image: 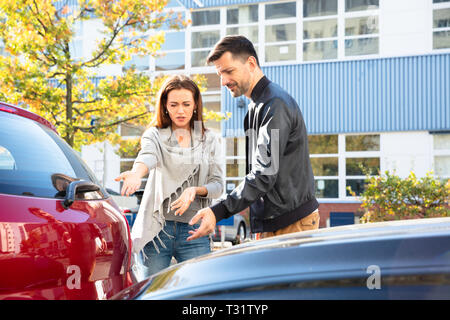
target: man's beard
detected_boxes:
[227,80,250,97]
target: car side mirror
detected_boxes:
[62,180,100,209]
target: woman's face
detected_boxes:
[166,88,196,131]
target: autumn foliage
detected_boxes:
[351,171,450,223]
[0,0,227,151]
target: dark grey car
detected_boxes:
[112,217,450,300]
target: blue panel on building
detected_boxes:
[222,53,450,136]
[329,212,355,227]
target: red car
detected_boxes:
[0,102,133,300]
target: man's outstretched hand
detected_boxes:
[187,207,217,241]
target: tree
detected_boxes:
[0,0,227,151]
[349,171,450,223]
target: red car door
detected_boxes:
[0,105,132,300]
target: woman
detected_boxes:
[115,75,223,278]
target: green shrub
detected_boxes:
[347,171,450,223]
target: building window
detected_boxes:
[433,0,450,50]
[124,54,150,71]
[264,1,297,63]
[345,134,380,151]
[191,51,210,68]
[226,137,246,159]
[190,9,221,68]
[227,4,259,45]
[265,1,297,20]
[198,72,222,133]
[433,133,450,179]
[345,134,380,196]
[266,23,297,42]
[309,134,380,199]
[185,0,381,65]
[155,31,186,71]
[225,137,246,194]
[201,73,221,92]
[155,51,185,71]
[345,0,379,12]
[303,0,338,17]
[122,35,151,71]
[191,30,220,67]
[227,4,258,24]
[309,135,339,198]
[223,133,381,200]
[226,158,246,178]
[204,100,222,132]
[344,0,379,57]
[303,0,338,61]
[265,23,297,62]
[192,30,220,49]
[304,18,338,39]
[191,10,220,26]
[227,25,259,44]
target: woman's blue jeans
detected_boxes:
[137,220,211,279]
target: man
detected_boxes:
[186,35,319,241]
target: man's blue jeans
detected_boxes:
[138,220,211,279]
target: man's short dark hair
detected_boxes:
[206,35,260,67]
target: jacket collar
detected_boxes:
[250,76,270,102]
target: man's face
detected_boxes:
[213,51,252,98]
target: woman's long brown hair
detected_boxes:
[154,74,206,136]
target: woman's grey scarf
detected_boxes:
[131,126,219,258]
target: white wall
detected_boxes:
[81,141,121,192]
[380,0,433,57]
[78,18,127,192]
[80,19,123,77]
[381,131,433,178]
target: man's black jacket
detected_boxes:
[211,76,319,233]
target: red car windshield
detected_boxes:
[0,111,105,199]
